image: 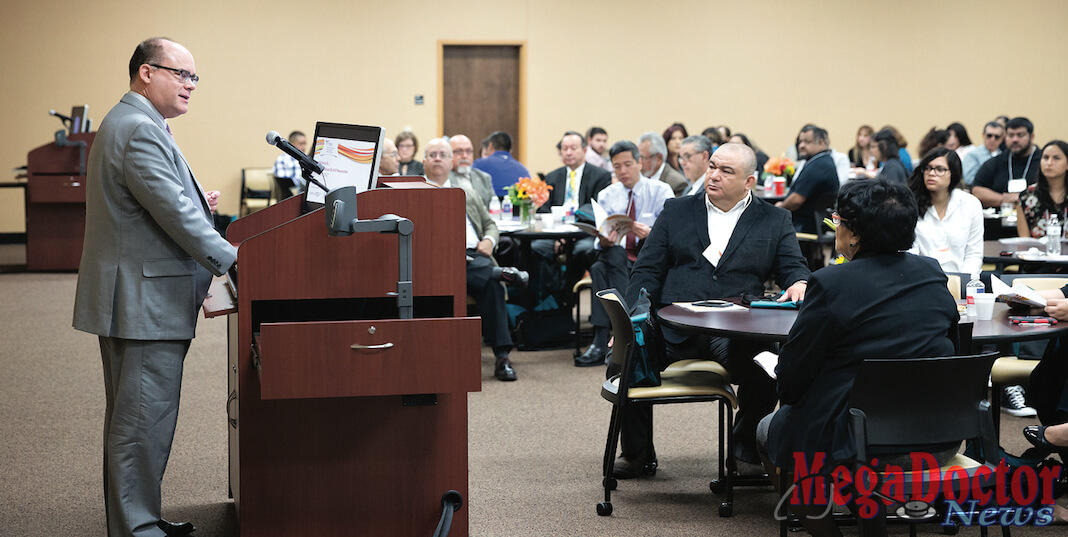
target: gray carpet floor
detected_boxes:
[0,244,1059,536]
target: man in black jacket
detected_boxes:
[616,143,810,477]
[533,131,613,309]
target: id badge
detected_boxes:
[1007,178,1027,193]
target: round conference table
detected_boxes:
[983,238,1068,273]
[657,300,1068,349]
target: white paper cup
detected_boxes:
[975,294,996,320]
[550,206,566,222]
[540,213,555,227]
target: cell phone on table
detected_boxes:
[692,299,733,308]
[1009,315,1057,324]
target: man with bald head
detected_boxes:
[378,138,399,176]
[74,37,236,537]
[423,138,526,381]
[448,134,494,208]
[616,143,810,478]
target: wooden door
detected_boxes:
[442,44,523,162]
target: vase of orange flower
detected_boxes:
[507,177,552,229]
[762,156,796,195]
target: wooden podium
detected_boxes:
[24,132,94,270]
[218,187,481,536]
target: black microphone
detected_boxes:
[266,130,324,174]
[50,109,72,122]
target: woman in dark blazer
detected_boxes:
[759,180,960,537]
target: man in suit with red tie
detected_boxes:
[575,140,674,367]
[615,143,809,478]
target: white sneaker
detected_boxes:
[1001,385,1037,417]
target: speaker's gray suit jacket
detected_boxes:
[74,92,237,340]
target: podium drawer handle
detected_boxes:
[351,342,394,350]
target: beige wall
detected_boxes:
[3,0,1067,232]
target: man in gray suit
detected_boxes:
[73,38,237,537]
[423,138,526,381]
[448,134,495,209]
[638,131,689,196]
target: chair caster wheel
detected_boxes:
[596,501,613,516]
[719,502,733,517]
[709,479,725,493]
[603,477,617,490]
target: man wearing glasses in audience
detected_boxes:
[638,132,689,197]
[74,37,236,537]
[962,121,1005,187]
[576,141,674,367]
[678,134,714,196]
[617,143,809,478]
[449,134,495,209]
[378,138,399,177]
[971,117,1040,208]
[423,138,528,381]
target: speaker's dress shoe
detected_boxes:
[158,519,196,536]
[612,449,658,479]
[494,357,517,381]
[499,267,529,288]
[575,344,607,367]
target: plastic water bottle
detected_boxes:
[500,196,512,221]
[489,196,501,220]
[966,273,985,317]
[1047,214,1062,255]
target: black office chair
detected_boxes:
[796,191,838,270]
[849,352,1008,537]
[595,289,738,517]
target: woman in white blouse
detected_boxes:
[907,147,984,275]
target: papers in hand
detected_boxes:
[574,213,634,243]
[753,351,779,379]
[989,274,1046,308]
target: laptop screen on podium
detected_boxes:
[303,122,384,212]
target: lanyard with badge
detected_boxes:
[1006,147,1034,194]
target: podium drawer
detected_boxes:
[255,317,481,400]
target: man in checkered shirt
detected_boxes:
[272,130,307,192]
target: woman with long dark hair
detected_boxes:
[907,148,984,275]
[946,122,974,159]
[662,123,687,173]
[1016,140,1068,239]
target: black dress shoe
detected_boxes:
[575,344,606,367]
[158,519,196,536]
[494,357,517,381]
[612,451,658,479]
[1024,425,1058,451]
[499,267,529,288]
